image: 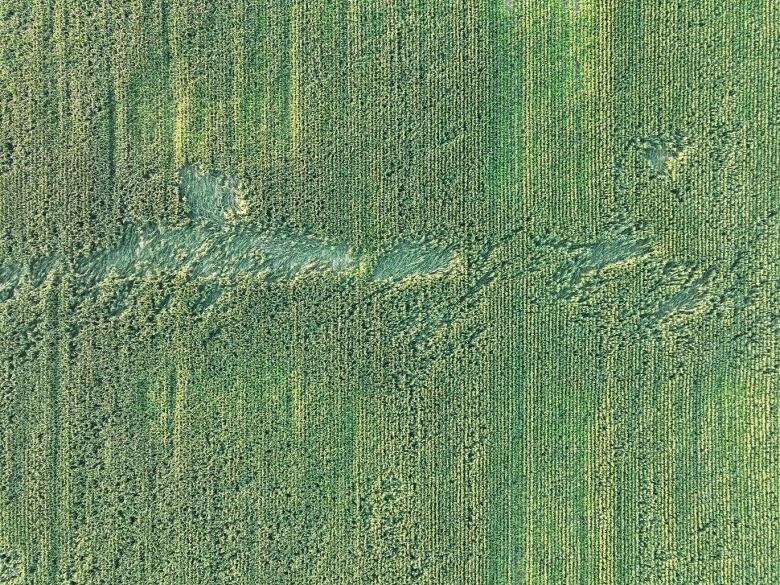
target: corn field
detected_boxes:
[0,1,778,583]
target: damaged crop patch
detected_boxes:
[0,167,465,319]
[639,133,690,178]
[549,220,653,300]
[370,241,461,282]
[0,545,20,584]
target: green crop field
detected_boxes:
[0,1,778,583]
